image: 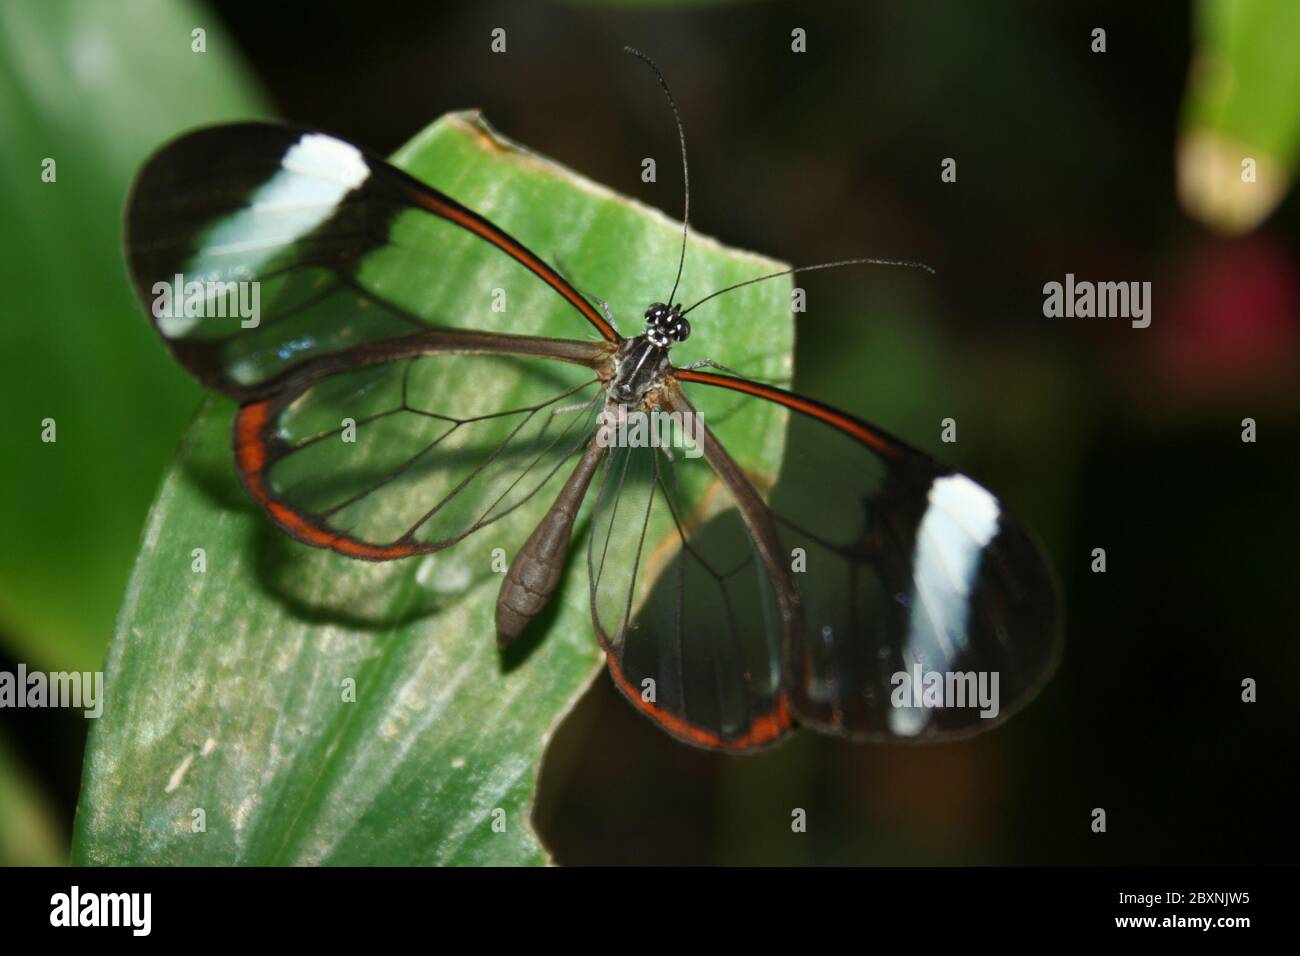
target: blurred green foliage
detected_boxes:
[0,0,265,866]
[0,0,264,674]
[1179,0,1300,232]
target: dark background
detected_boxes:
[4,0,1297,864]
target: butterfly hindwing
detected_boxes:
[586,381,795,751]
[234,349,607,558]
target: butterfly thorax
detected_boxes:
[608,302,690,405]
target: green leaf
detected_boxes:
[0,0,265,672]
[74,112,791,865]
[1178,0,1300,233]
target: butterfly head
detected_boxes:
[643,302,690,348]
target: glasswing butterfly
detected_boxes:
[123,48,1060,752]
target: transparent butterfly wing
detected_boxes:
[676,370,1062,742]
[586,398,795,751]
[236,352,606,558]
[124,122,618,401]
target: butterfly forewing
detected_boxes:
[125,122,617,401]
[678,370,1061,741]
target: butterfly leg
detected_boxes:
[551,399,598,416]
[678,357,741,374]
[678,358,792,387]
[553,254,621,336]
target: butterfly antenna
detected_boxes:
[681,257,936,316]
[625,46,690,307]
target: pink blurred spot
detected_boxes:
[1162,239,1298,389]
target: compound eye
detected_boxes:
[644,302,668,326]
[668,316,691,341]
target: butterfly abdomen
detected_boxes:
[495,437,606,645]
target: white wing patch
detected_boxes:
[164,134,372,337]
[889,472,1002,737]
